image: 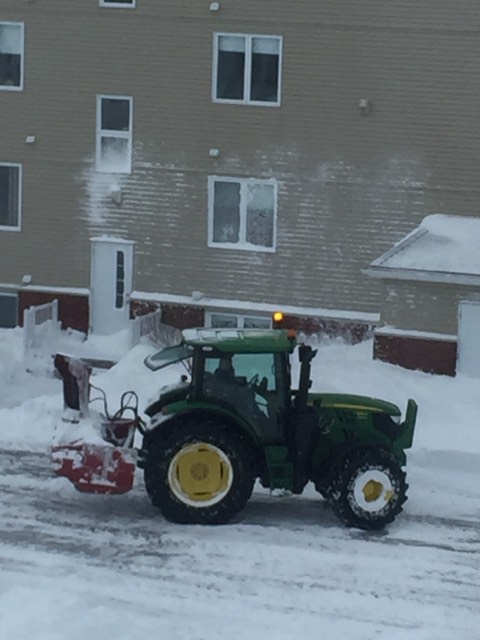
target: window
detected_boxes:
[0,22,24,90]
[213,33,282,106]
[208,176,277,251]
[206,312,271,329]
[205,352,276,389]
[115,251,125,308]
[0,293,18,328]
[100,0,135,7]
[0,164,21,230]
[96,95,133,173]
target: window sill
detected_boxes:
[208,242,276,254]
[95,166,132,175]
[0,226,21,232]
[212,98,281,108]
[99,2,136,8]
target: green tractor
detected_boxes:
[140,321,417,531]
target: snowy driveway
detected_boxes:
[1,447,479,640]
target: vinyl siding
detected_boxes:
[1,1,480,314]
[379,280,480,335]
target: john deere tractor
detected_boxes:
[140,321,417,530]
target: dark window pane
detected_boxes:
[217,51,245,100]
[210,314,238,328]
[213,181,241,243]
[244,316,271,329]
[251,53,279,102]
[246,183,274,247]
[115,251,125,309]
[0,166,19,227]
[0,294,17,328]
[250,37,280,102]
[216,36,245,100]
[101,99,130,131]
[104,0,134,3]
[0,53,20,87]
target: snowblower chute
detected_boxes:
[52,354,144,494]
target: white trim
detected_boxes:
[364,265,480,287]
[457,300,480,376]
[208,175,277,252]
[99,0,136,8]
[95,95,133,174]
[131,290,380,323]
[90,235,135,245]
[0,162,22,231]
[0,22,24,92]
[212,33,282,107]
[19,285,90,295]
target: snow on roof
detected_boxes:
[369,214,480,278]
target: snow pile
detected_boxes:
[376,213,480,275]
[0,328,479,455]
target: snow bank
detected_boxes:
[0,329,479,456]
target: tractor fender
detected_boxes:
[311,438,406,492]
[142,405,262,452]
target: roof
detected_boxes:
[181,328,297,353]
[366,214,480,285]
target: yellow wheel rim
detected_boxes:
[168,442,233,507]
[362,479,384,503]
[352,469,394,514]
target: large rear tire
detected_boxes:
[328,448,407,531]
[144,420,255,524]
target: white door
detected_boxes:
[90,236,134,335]
[457,301,480,377]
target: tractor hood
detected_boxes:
[144,379,190,417]
[308,392,401,417]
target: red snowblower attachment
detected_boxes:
[51,354,144,494]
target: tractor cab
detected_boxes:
[144,326,298,444]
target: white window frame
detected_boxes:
[206,311,272,329]
[212,33,283,107]
[96,94,133,174]
[0,22,24,92]
[208,176,277,252]
[99,0,136,8]
[0,162,22,232]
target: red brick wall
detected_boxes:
[19,291,89,333]
[374,333,457,376]
[131,300,204,329]
[283,314,374,344]
[131,300,372,340]
[160,304,204,329]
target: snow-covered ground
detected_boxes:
[1,328,479,639]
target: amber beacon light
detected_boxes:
[272,311,284,328]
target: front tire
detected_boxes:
[144,420,255,524]
[328,448,407,530]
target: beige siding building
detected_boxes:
[1,1,480,363]
[367,215,480,376]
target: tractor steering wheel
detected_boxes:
[249,374,269,395]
